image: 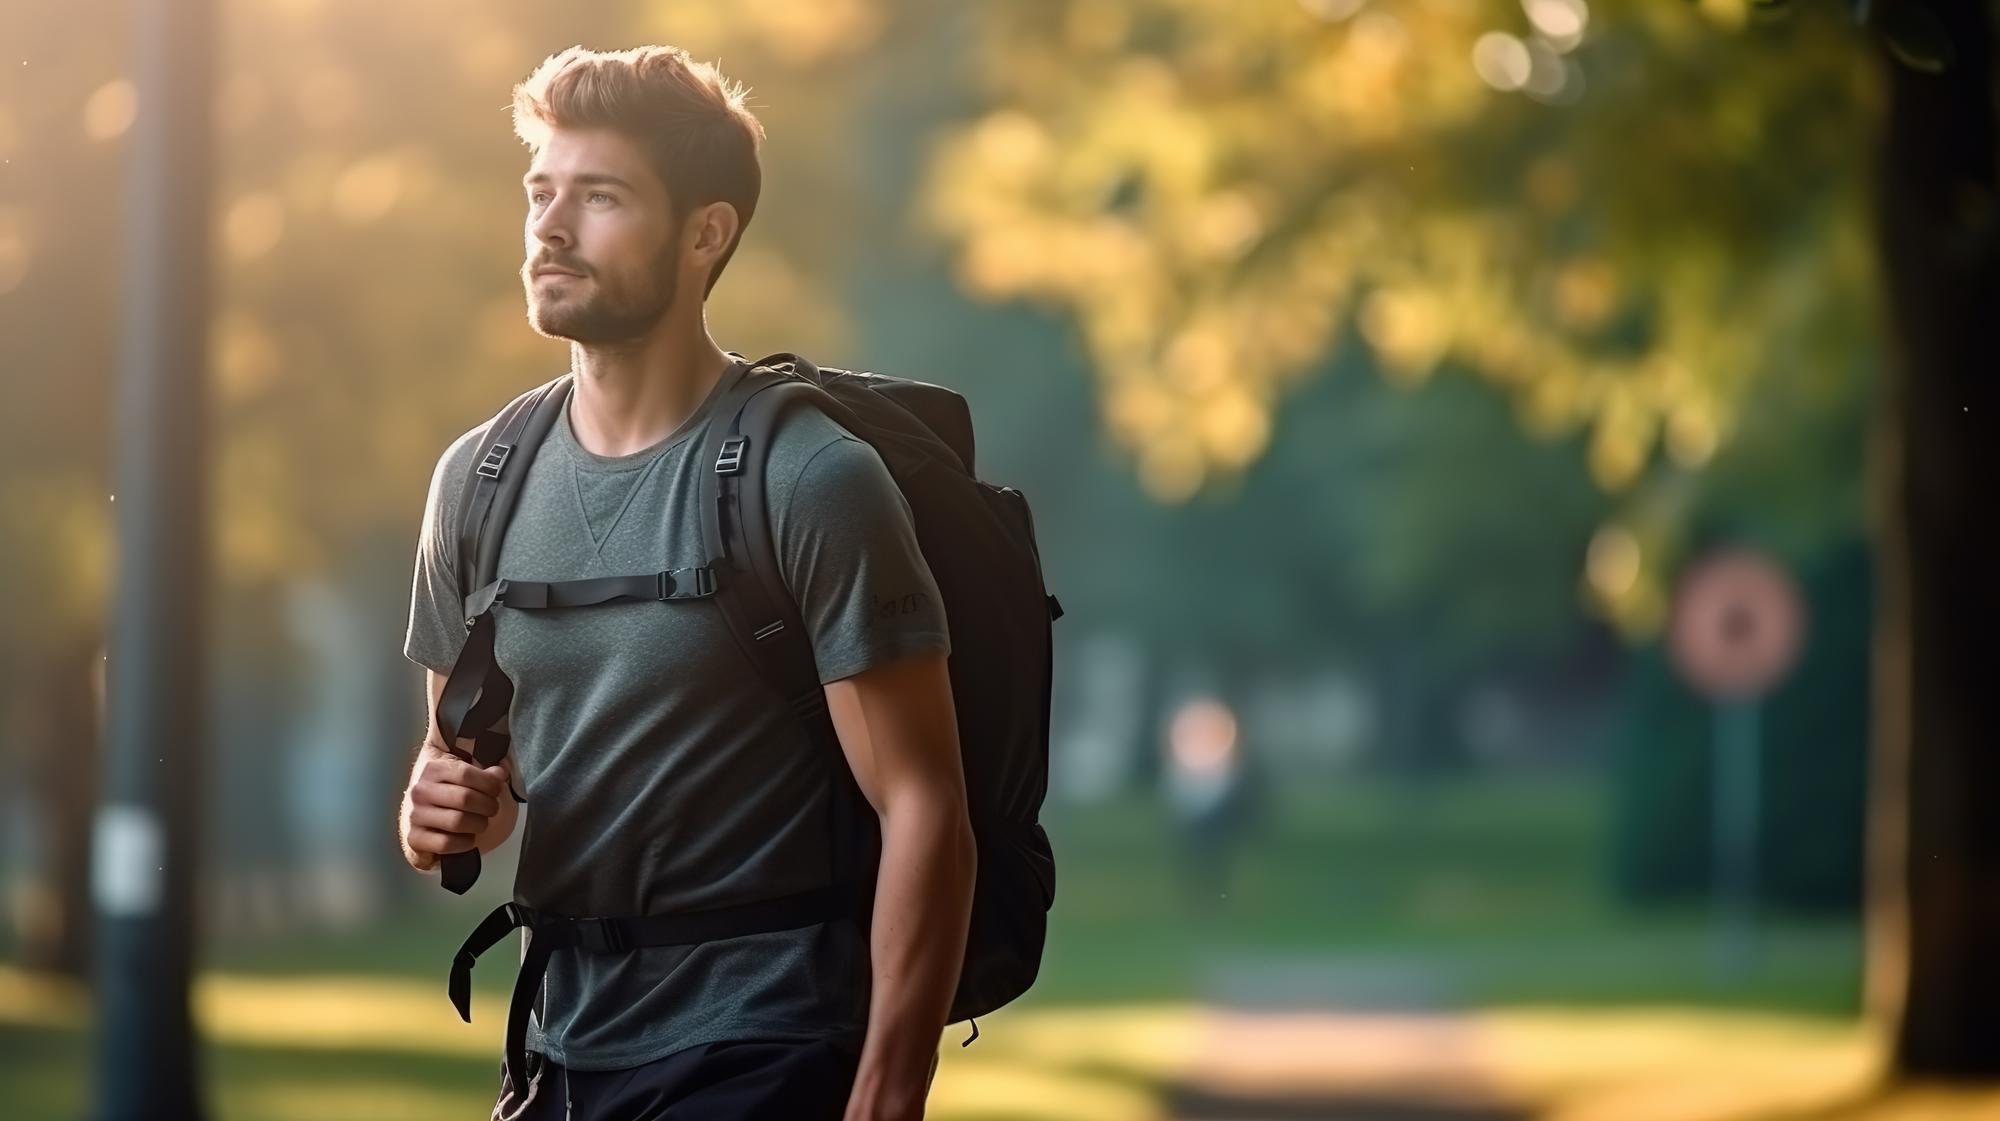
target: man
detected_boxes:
[397,45,976,1121]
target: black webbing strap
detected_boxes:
[694,357,880,913]
[437,376,574,896]
[694,364,784,650]
[433,618,510,896]
[456,378,569,617]
[695,364,838,728]
[461,567,720,619]
[452,885,861,1097]
[436,614,500,750]
[435,610,517,896]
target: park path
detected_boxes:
[1164,954,1529,1121]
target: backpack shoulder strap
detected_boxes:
[697,363,837,725]
[699,359,884,903]
[434,374,570,896]
[454,374,574,602]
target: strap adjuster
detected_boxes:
[656,571,677,599]
[577,917,628,953]
[476,443,513,480]
[715,436,747,475]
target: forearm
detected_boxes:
[846,799,977,1121]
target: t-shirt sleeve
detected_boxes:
[403,427,484,675]
[772,434,951,684]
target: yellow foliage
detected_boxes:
[923,0,1877,521]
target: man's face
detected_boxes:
[520,127,683,343]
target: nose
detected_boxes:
[528,197,572,251]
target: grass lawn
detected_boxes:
[6,772,1967,1121]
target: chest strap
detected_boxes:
[451,884,862,1098]
[461,566,721,620]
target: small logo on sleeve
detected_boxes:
[873,591,933,618]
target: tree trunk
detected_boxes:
[1867,0,2000,1077]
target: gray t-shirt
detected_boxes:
[404,359,951,1070]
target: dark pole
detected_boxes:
[90,0,214,1111]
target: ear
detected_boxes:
[687,202,741,271]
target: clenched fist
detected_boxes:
[400,745,518,872]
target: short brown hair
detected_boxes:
[512,45,765,296]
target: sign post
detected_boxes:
[1665,547,1806,983]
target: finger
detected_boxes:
[451,760,508,799]
[407,826,477,855]
[410,778,473,810]
[422,755,507,800]
[421,783,499,818]
[410,804,489,836]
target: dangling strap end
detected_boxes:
[448,902,531,1020]
[448,958,474,1023]
[438,851,481,895]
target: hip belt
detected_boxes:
[451,884,862,1097]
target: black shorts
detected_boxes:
[492,1030,870,1121]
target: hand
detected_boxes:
[401,746,512,872]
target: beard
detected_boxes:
[523,230,682,344]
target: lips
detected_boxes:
[533,267,584,280]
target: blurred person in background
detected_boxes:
[1163,697,1264,912]
[395,44,973,1121]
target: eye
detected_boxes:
[588,192,613,204]
[528,191,551,206]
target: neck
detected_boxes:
[566,304,733,458]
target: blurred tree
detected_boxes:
[1863,0,1998,1079]
[922,0,1878,636]
[915,0,1991,1080]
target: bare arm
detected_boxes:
[398,668,519,873]
[829,652,976,1121]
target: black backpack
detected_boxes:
[434,354,1060,1094]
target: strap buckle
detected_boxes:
[659,567,717,599]
[715,435,747,475]
[476,443,513,480]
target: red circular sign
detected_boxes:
[1666,547,1807,701]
